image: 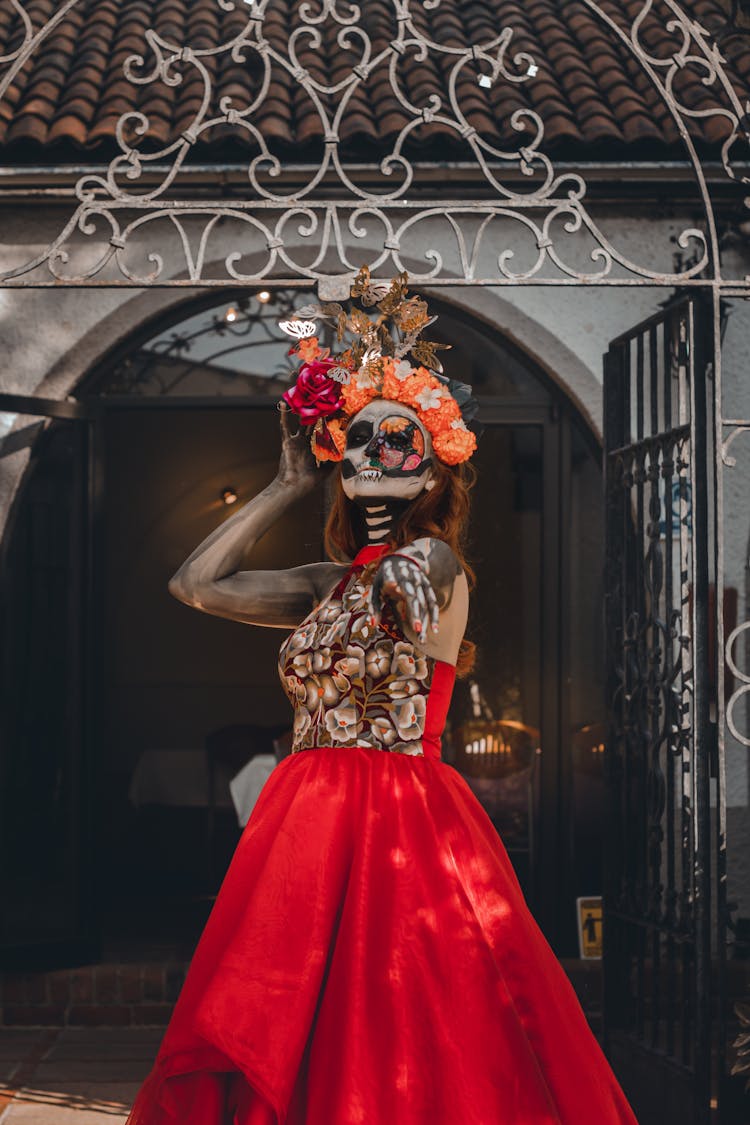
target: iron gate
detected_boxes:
[603,295,718,1124]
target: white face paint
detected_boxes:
[341,400,434,504]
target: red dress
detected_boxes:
[126,543,639,1125]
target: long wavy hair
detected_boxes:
[324,459,477,676]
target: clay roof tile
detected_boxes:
[0,0,744,159]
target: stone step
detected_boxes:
[0,963,188,1027]
[1,958,603,1029]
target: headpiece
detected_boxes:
[279,268,479,466]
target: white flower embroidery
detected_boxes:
[394,360,413,381]
[285,675,307,704]
[390,641,428,679]
[390,677,420,700]
[393,695,426,741]
[334,644,366,680]
[350,616,376,645]
[342,583,369,613]
[397,742,425,756]
[291,652,313,678]
[325,704,359,742]
[365,640,393,679]
[370,716,398,746]
[318,616,349,647]
[303,674,342,710]
[285,621,318,657]
[293,707,312,741]
[414,387,445,412]
[312,647,332,673]
[450,417,468,431]
[316,602,342,624]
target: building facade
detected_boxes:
[0,1,749,1121]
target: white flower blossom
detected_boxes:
[415,387,445,412]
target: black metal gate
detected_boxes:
[602,295,717,1125]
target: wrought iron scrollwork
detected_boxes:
[0,0,746,286]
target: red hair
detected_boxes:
[324,460,477,676]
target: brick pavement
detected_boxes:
[0,1028,160,1124]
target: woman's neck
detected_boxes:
[355,500,408,547]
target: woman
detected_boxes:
[126,272,639,1125]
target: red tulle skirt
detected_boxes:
[126,746,638,1125]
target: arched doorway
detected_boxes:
[0,288,604,964]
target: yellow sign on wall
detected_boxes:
[576,896,603,959]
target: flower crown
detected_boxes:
[279,268,479,466]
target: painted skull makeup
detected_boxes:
[341,401,434,504]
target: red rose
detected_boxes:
[282,359,344,424]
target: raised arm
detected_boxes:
[168,405,346,629]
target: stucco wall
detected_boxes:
[0,206,705,530]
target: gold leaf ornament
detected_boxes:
[350,265,371,298]
[412,339,451,370]
[396,297,432,332]
[347,306,374,335]
[377,272,409,315]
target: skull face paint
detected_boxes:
[341,401,434,504]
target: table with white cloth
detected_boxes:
[228,753,277,827]
[128,748,278,827]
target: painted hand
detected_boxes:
[277,401,322,489]
[369,555,440,640]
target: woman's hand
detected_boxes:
[369,555,440,640]
[276,401,321,491]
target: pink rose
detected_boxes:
[282,359,344,424]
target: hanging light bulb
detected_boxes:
[224,306,238,323]
[221,487,238,505]
[256,290,271,304]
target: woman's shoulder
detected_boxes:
[391,538,463,582]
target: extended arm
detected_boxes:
[369,538,467,662]
[168,405,346,628]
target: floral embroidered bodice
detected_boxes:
[278,544,456,759]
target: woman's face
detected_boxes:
[340,400,434,504]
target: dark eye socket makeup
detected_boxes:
[384,429,414,450]
[345,420,373,449]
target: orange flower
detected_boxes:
[327,416,348,455]
[383,368,435,410]
[420,394,461,430]
[381,416,411,434]
[297,336,322,362]
[341,379,377,416]
[311,416,348,463]
[433,425,477,464]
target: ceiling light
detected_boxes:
[221,486,238,504]
[224,306,238,323]
[256,290,271,303]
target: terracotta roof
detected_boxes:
[0,0,747,159]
